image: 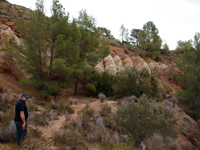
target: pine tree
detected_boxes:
[73,9,110,96]
[6,0,49,97]
[175,32,200,119]
[138,21,162,60]
[47,0,80,99]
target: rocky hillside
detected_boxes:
[0,12,181,91]
[0,2,200,150]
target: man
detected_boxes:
[14,93,30,145]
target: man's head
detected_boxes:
[21,93,30,102]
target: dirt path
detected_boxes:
[33,99,118,139]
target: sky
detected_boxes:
[8,0,200,50]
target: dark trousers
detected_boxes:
[14,121,27,145]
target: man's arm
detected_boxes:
[20,111,25,129]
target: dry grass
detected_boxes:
[53,129,85,149]
[0,1,30,18]
[10,128,49,150]
[99,103,111,117]
[47,99,74,115]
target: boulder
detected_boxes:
[131,54,151,73]
[146,58,168,72]
[0,24,21,51]
[113,55,124,72]
[104,55,117,75]
[122,55,134,69]
[95,61,104,73]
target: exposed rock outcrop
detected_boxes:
[113,55,124,72]
[94,61,104,73]
[130,53,151,73]
[0,23,21,51]
[172,104,200,150]
[122,54,134,69]
[104,55,117,75]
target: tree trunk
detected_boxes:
[73,77,79,96]
[39,50,45,91]
[49,47,54,81]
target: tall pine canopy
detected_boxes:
[175,32,200,119]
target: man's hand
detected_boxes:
[20,111,25,130]
[22,121,25,130]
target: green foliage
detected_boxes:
[112,143,126,150]
[161,43,170,55]
[98,27,114,39]
[113,95,177,145]
[84,72,114,97]
[112,67,159,98]
[6,0,51,98]
[161,83,173,98]
[130,29,142,46]
[174,32,200,120]
[119,24,129,43]
[137,21,162,60]
[70,9,110,95]
[175,40,194,54]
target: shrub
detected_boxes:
[53,129,85,148]
[0,121,15,143]
[112,67,159,98]
[0,109,15,127]
[113,94,177,145]
[84,72,114,97]
[35,100,45,106]
[82,107,95,117]
[10,131,48,150]
[121,95,137,106]
[166,138,182,150]
[109,39,120,47]
[170,96,179,107]
[96,117,106,135]
[98,93,106,103]
[68,97,74,105]
[74,98,78,105]
[29,127,42,138]
[99,103,111,117]
[31,111,49,126]
[161,83,173,98]
[27,103,38,112]
[85,100,90,107]
[144,133,165,150]
[48,100,74,115]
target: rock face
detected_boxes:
[0,55,10,73]
[113,55,124,72]
[0,24,21,51]
[171,104,200,150]
[95,61,104,73]
[104,55,117,75]
[95,53,156,75]
[122,55,134,69]
[130,53,151,73]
